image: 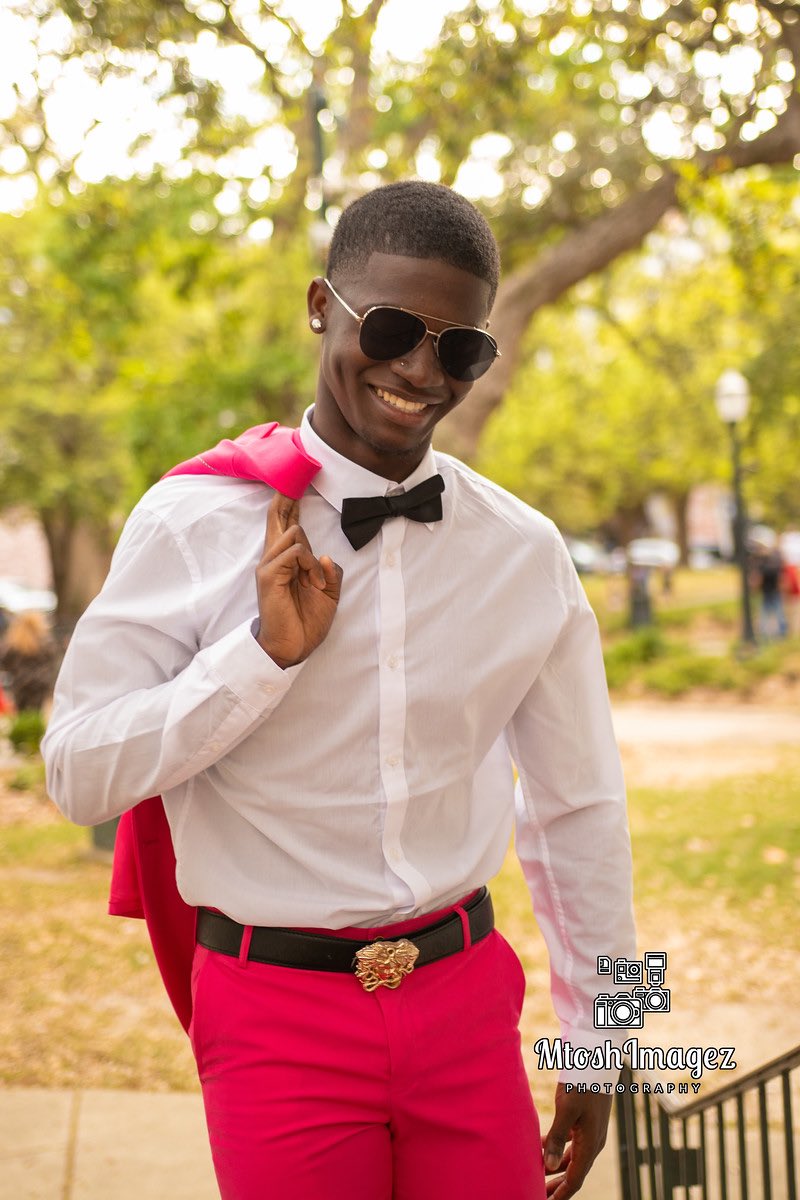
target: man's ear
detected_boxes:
[307,277,328,332]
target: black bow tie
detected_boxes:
[340,474,445,550]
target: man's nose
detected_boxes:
[391,334,445,388]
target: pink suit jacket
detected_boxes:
[107,422,321,1031]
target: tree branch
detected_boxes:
[260,2,309,58]
[334,0,391,170]
[209,17,277,99]
[441,88,800,461]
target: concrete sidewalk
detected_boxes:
[0,1086,621,1199]
[0,1088,217,1200]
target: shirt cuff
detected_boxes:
[203,617,304,712]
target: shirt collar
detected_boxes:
[298,406,440,523]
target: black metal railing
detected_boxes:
[616,1044,800,1200]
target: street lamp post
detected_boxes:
[714,370,756,647]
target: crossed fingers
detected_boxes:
[263,493,326,588]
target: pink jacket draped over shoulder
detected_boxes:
[108,422,321,1031]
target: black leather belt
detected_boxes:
[196,887,493,986]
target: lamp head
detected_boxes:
[715,370,750,424]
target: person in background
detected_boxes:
[781,546,800,639]
[751,538,787,641]
[0,610,59,714]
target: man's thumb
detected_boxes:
[543,1121,567,1172]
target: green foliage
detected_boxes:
[694,171,800,526]
[737,643,784,681]
[0,177,319,617]
[1,4,799,624]
[641,653,740,696]
[5,0,798,271]
[119,227,317,494]
[8,711,47,756]
[603,628,669,688]
[477,249,749,532]
[478,172,800,534]
[604,629,798,697]
[8,761,47,792]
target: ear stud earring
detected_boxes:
[311,318,323,332]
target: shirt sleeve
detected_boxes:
[505,527,636,1085]
[42,503,303,827]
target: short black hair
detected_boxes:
[327,181,500,306]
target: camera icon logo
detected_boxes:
[593,992,644,1029]
[644,951,668,986]
[595,951,670,1027]
[632,985,671,1013]
[613,958,643,985]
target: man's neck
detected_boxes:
[308,407,430,484]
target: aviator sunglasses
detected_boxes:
[322,277,500,383]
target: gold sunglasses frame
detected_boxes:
[322,277,500,376]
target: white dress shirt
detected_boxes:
[43,405,635,1057]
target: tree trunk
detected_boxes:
[41,510,114,637]
[604,504,649,549]
[673,490,691,566]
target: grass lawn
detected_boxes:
[578,565,800,696]
[2,750,798,1092]
[582,566,740,637]
[0,805,199,1091]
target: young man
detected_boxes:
[43,181,635,1200]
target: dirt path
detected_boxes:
[608,699,799,1081]
[612,700,798,787]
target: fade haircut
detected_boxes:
[326,181,500,306]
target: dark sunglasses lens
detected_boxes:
[360,307,426,361]
[437,328,498,381]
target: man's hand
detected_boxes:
[255,492,343,668]
[542,1085,612,1198]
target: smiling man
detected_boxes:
[308,251,494,479]
[43,181,635,1200]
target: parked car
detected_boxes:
[626,538,680,569]
[0,579,57,614]
[565,538,611,575]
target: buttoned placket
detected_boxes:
[376,509,433,910]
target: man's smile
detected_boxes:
[368,383,438,421]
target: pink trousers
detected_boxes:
[189,900,546,1200]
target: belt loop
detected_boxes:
[454,904,471,951]
[238,924,254,968]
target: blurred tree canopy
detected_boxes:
[705,170,800,524]
[0,177,315,623]
[478,167,800,539]
[5,0,799,452]
[1,0,800,617]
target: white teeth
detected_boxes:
[375,387,427,414]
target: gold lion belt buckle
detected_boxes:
[353,938,420,991]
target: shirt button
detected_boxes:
[385,552,396,567]
[387,655,399,669]
[209,741,222,753]
[386,755,399,768]
[387,847,402,865]
[260,682,277,694]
